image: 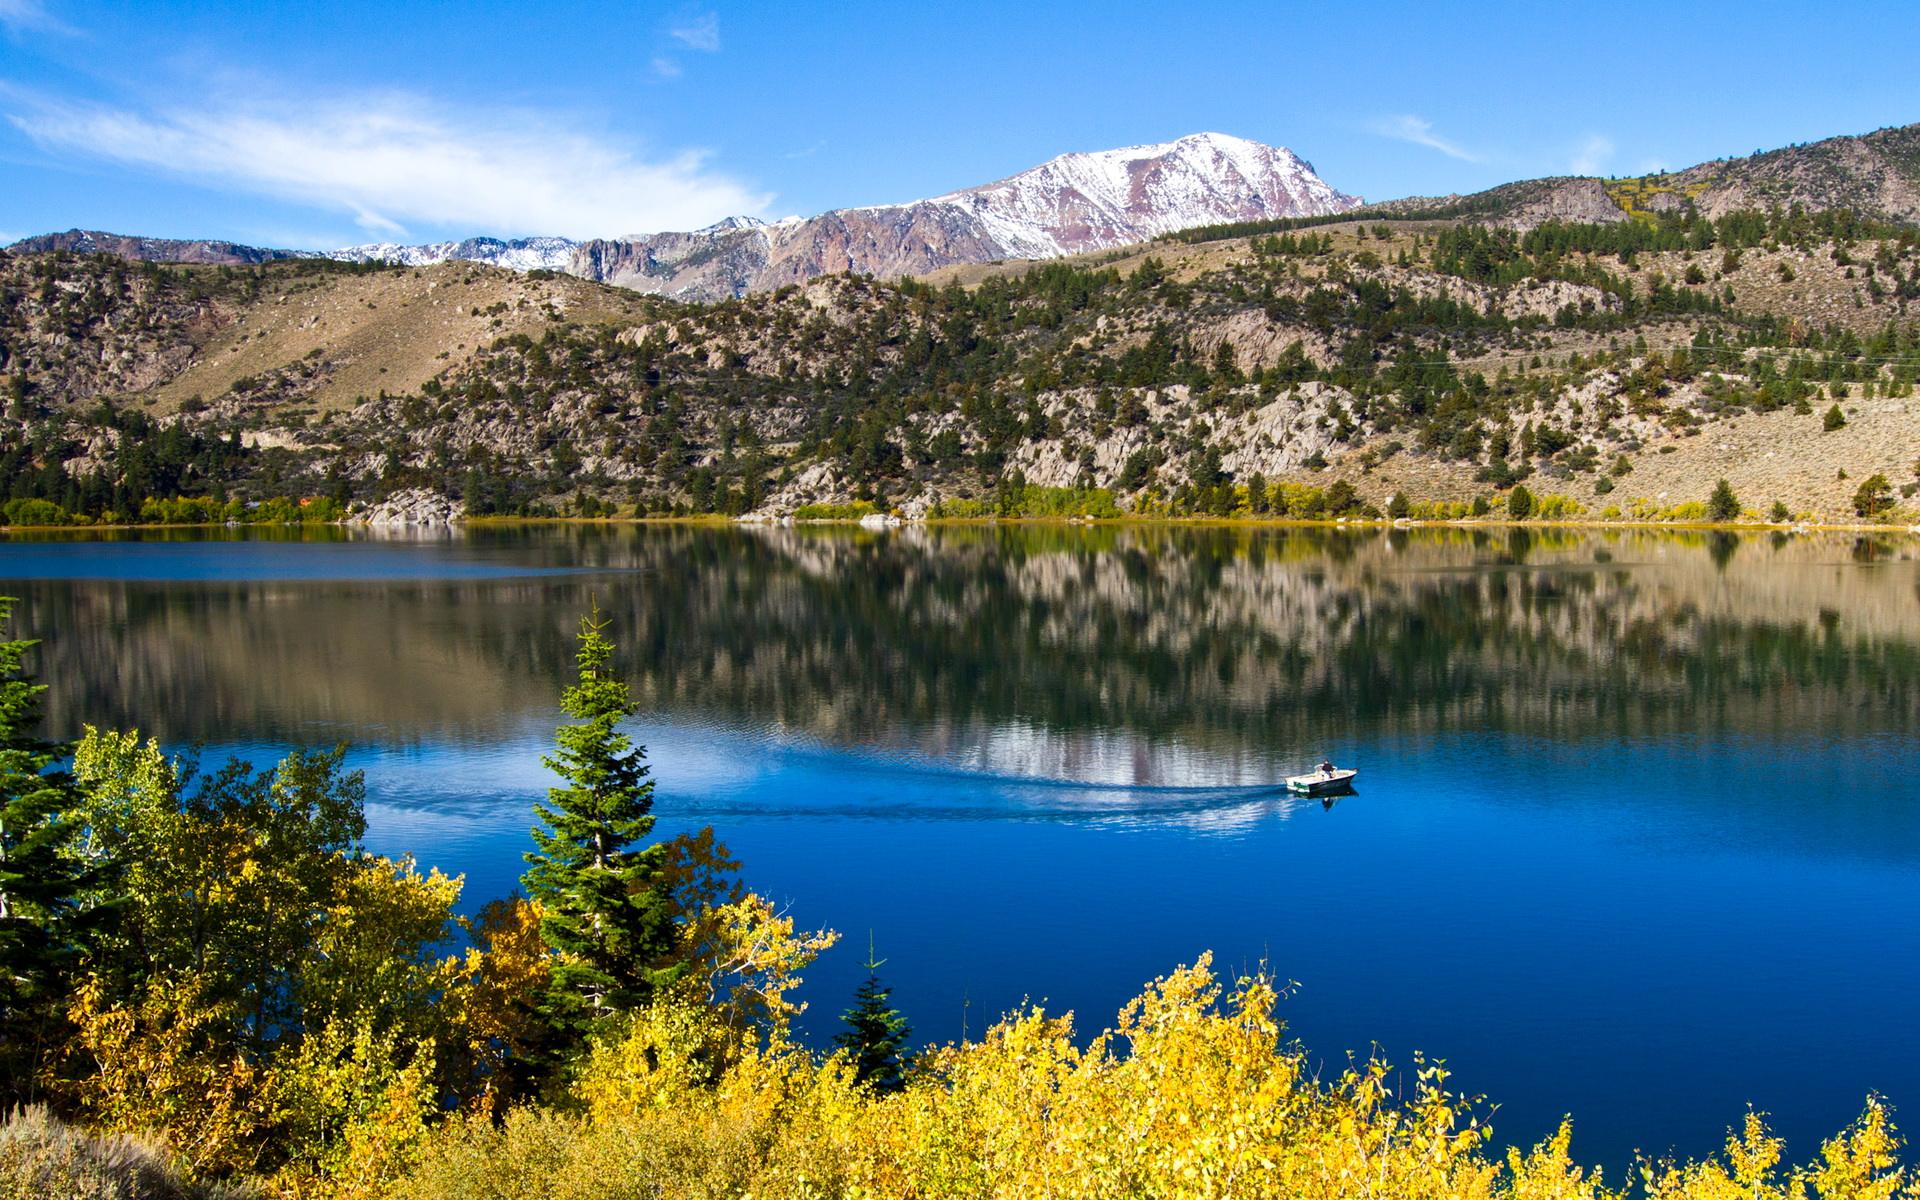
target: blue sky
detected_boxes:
[2,0,1914,249]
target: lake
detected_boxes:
[8,521,1920,1169]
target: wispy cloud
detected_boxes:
[6,89,771,239]
[0,0,76,35]
[650,11,719,82]
[668,11,720,52]
[1367,114,1483,163]
[1570,135,1614,176]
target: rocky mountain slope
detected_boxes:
[1307,123,1920,234]
[352,133,1363,298]
[5,185,1920,526]
[11,133,1359,300]
[554,133,1361,299]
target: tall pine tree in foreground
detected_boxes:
[0,598,94,1099]
[524,606,677,1032]
[836,935,911,1093]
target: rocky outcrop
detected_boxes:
[1501,179,1629,230]
[358,488,461,527]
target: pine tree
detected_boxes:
[1853,473,1893,519]
[836,935,911,1093]
[1707,478,1741,521]
[0,598,92,1099]
[524,606,677,1030]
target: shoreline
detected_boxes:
[2,513,1917,536]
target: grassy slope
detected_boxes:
[140,263,659,416]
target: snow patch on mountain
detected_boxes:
[326,133,1357,282]
[327,236,578,272]
[925,132,1363,257]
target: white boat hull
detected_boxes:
[1285,768,1358,795]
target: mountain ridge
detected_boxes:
[8,132,1360,299]
[22,123,1920,297]
[1343,122,1920,231]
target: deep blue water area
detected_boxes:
[9,522,1920,1170]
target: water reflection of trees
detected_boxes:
[13,525,1920,748]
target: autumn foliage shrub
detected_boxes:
[397,954,1917,1200]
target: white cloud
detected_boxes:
[1570,135,1614,176]
[6,90,772,240]
[1367,114,1483,163]
[0,0,75,34]
[651,55,683,79]
[668,12,720,52]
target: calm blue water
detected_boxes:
[8,523,1920,1169]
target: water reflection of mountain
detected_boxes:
[12,524,1920,753]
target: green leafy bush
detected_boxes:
[792,500,879,520]
[1,498,73,527]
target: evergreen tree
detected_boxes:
[836,936,911,1093]
[1853,473,1893,519]
[1506,485,1535,520]
[0,598,93,1099]
[524,606,677,1030]
[1707,478,1741,521]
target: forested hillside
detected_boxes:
[5,200,1920,525]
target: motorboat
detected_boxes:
[1285,762,1358,795]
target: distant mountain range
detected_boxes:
[15,122,1920,300]
[7,133,1361,300]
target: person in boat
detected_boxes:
[1319,758,1335,775]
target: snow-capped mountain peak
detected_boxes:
[17,133,1361,300]
[925,131,1362,259]
[326,133,1359,294]
[697,215,769,234]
